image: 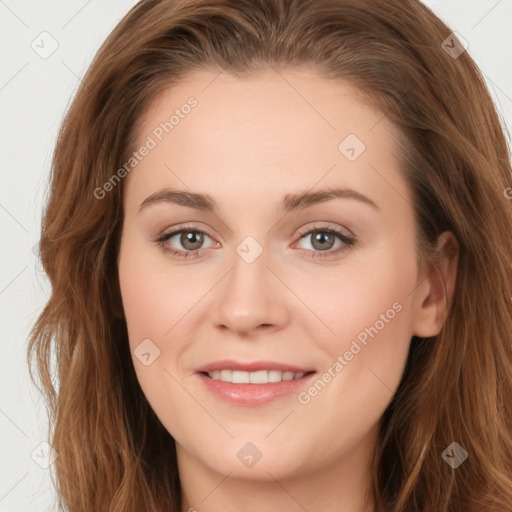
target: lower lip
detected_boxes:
[196,372,317,407]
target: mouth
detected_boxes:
[200,369,315,384]
[194,360,317,407]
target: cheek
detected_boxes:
[117,236,190,430]
[298,236,416,353]
[117,231,210,404]
[118,231,200,343]
[299,241,417,421]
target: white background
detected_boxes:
[1,1,511,510]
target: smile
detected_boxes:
[196,371,317,407]
[204,369,309,383]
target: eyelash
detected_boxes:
[154,223,356,259]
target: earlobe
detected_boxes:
[412,231,459,338]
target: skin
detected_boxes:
[117,67,459,512]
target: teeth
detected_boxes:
[207,370,305,383]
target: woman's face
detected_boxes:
[117,68,437,484]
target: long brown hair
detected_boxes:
[27,0,512,510]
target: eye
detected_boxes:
[154,223,356,259]
[155,224,217,259]
[294,224,356,258]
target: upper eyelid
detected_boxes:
[160,222,351,240]
[296,222,353,237]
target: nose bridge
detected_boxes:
[214,234,288,333]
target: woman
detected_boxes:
[28,0,512,510]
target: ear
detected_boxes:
[411,231,459,338]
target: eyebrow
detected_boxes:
[138,187,380,214]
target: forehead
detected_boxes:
[125,68,409,214]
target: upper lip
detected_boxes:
[195,359,315,373]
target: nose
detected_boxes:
[212,248,290,337]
